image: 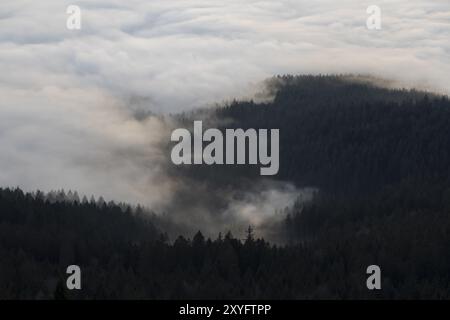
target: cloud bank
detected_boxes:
[0,0,449,235]
[1,0,449,112]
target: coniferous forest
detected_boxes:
[2,75,450,299]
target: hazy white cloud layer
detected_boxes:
[0,0,449,215]
[1,0,449,112]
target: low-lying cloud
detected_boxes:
[0,0,449,236]
[1,0,449,112]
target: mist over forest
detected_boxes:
[2,75,450,299]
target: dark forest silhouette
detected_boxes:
[2,75,450,299]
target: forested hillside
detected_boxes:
[204,75,450,193]
[2,75,450,299]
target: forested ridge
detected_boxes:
[213,75,450,193]
[2,75,450,299]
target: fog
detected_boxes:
[1,0,449,238]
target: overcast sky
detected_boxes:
[0,0,449,206]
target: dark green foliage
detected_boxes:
[0,186,384,299]
[214,75,450,194]
[2,75,450,299]
[0,187,159,299]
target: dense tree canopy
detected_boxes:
[2,76,450,299]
